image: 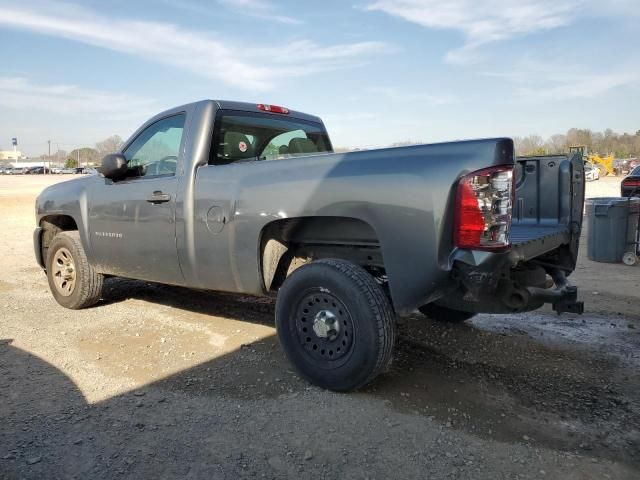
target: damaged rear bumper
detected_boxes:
[437,248,584,315]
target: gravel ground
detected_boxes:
[1,175,639,479]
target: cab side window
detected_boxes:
[124,114,185,177]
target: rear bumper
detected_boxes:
[33,227,45,270]
[437,247,583,315]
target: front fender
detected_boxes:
[35,176,94,263]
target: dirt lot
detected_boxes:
[1,175,639,479]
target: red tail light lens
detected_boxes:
[623,179,640,187]
[257,104,289,114]
[454,165,514,251]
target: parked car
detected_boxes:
[24,167,51,174]
[10,167,26,174]
[584,162,600,181]
[621,165,640,197]
[82,167,99,175]
[59,168,75,174]
[50,167,62,174]
[34,100,586,391]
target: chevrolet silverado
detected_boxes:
[34,100,585,391]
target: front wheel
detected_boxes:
[418,303,477,323]
[275,259,395,392]
[46,231,104,309]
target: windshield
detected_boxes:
[631,166,640,176]
[210,110,332,165]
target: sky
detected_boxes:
[0,0,638,156]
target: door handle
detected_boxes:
[146,191,171,204]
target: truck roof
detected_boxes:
[214,100,323,124]
[153,99,324,125]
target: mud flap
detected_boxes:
[33,227,45,270]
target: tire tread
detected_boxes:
[313,259,396,390]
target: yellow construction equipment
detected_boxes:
[569,145,616,176]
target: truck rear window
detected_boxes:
[210,111,332,165]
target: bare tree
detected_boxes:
[95,135,124,156]
[545,134,567,154]
[514,135,545,156]
[513,128,640,159]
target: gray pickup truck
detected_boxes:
[34,100,585,391]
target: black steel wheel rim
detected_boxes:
[292,288,355,367]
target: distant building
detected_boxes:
[0,150,23,161]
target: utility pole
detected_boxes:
[48,140,51,174]
[77,149,80,169]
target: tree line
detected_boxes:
[30,135,124,168]
[64,135,124,168]
[34,128,640,167]
[338,129,640,159]
[514,128,640,158]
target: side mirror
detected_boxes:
[101,153,128,180]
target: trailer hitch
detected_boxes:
[551,286,584,314]
[526,270,584,315]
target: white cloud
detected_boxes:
[366,86,456,105]
[515,72,640,101]
[0,77,157,118]
[217,0,303,24]
[484,60,640,100]
[363,0,604,64]
[162,0,303,25]
[0,2,389,90]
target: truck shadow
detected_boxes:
[3,281,637,478]
[100,277,640,466]
[101,276,276,326]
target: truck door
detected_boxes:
[88,114,186,285]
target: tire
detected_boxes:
[275,259,395,392]
[418,303,476,323]
[46,231,104,309]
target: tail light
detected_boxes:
[257,104,289,114]
[622,178,640,188]
[454,165,514,251]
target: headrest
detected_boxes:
[224,132,254,158]
[288,138,317,154]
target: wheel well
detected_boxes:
[259,216,385,292]
[40,215,78,263]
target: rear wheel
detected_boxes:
[46,231,104,309]
[275,259,395,391]
[418,303,476,323]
